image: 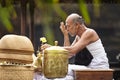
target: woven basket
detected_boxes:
[0,65,34,80]
[0,34,34,64]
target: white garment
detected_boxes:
[33,64,88,80]
[86,39,109,69]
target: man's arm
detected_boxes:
[60,22,71,46]
[64,29,99,55]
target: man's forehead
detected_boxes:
[65,18,72,24]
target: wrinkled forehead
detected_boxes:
[65,17,73,25]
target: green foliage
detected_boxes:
[0,0,17,32]
[93,0,101,17]
[78,0,91,25]
[53,4,67,20]
[0,5,13,32]
[0,0,102,44]
[35,0,67,44]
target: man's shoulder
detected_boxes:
[87,28,96,33]
[85,28,96,36]
[83,28,99,41]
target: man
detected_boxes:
[35,13,110,80]
[60,13,109,69]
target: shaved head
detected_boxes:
[66,13,84,24]
[67,13,82,20]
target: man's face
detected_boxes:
[65,19,77,37]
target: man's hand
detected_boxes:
[41,44,51,51]
[68,53,75,58]
[60,22,68,35]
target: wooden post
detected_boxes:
[29,0,35,46]
[20,0,27,35]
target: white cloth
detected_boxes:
[86,39,109,69]
[33,64,89,80]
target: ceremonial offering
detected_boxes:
[0,34,34,64]
[0,64,34,80]
[0,34,34,80]
[43,46,69,79]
